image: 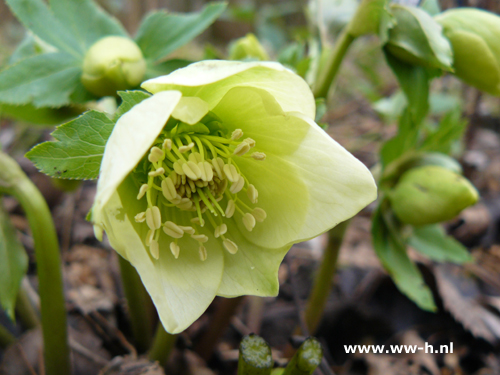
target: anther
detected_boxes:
[162,138,172,151]
[163,221,184,238]
[173,160,185,175]
[179,142,195,153]
[191,234,209,243]
[223,239,238,254]
[189,152,202,163]
[177,198,193,210]
[214,224,227,238]
[225,200,236,218]
[230,175,245,194]
[231,129,243,140]
[247,184,258,203]
[203,162,214,181]
[223,164,239,182]
[199,245,207,261]
[252,207,267,222]
[134,212,146,223]
[146,206,162,230]
[182,161,202,180]
[212,158,225,179]
[149,240,160,259]
[191,217,205,226]
[233,142,251,156]
[137,184,149,199]
[148,167,165,177]
[179,226,195,235]
[251,152,266,161]
[161,178,177,201]
[243,138,256,147]
[148,146,164,163]
[242,213,256,232]
[146,230,154,246]
[170,242,180,259]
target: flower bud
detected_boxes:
[82,36,146,97]
[389,165,478,226]
[435,9,500,96]
[229,34,269,61]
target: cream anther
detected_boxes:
[163,221,184,238]
[189,152,202,163]
[247,184,258,203]
[231,129,243,140]
[146,206,162,230]
[148,146,164,163]
[225,200,236,218]
[137,184,149,200]
[148,167,165,177]
[252,207,267,222]
[191,234,209,243]
[198,245,207,261]
[230,175,245,194]
[179,142,195,153]
[251,152,266,161]
[170,242,180,259]
[173,160,185,175]
[190,217,201,225]
[212,158,225,179]
[203,162,213,181]
[149,240,160,259]
[146,230,154,246]
[242,213,256,232]
[214,224,227,238]
[161,178,177,201]
[233,142,251,156]
[183,161,202,180]
[134,212,146,223]
[162,138,172,151]
[223,239,238,254]
[179,225,195,235]
[177,198,193,210]
[223,164,239,182]
[243,138,256,147]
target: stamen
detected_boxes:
[149,240,160,259]
[162,138,172,151]
[191,234,209,243]
[161,177,177,201]
[137,184,149,200]
[214,224,227,238]
[179,142,195,153]
[251,152,266,161]
[242,213,256,232]
[182,161,202,180]
[212,158,225,179]
[191,217,202,225]
[231,129,243,140]
[243,138,256,147]
[179,226,195,235]
[170,242,180,259]
[173,160,185,175]
[148,167,165,177]
[189,152,203,163]
[233,142,251,156]
[146,230,154,246]
[223,239,238,254]
[247,184,258,204]
[146,206,162,230]
[176,198,193,210]
[225,200,236,218]
[229,175,245,194]
[163,221,184,238]
[223,164,239,182]
[134,212,146,223]
[148,146,164,163]
[252,207,267,222]
[198,245,207,261]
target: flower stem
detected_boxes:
[313,29,356,99]
[148,323,177,365]
[303,220,349,334]
[118,255,154,353]
[0,152,71,375]
[0,323,15,348]
[15,286,40,330]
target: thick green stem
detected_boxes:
[0,152,71,375]
[0,323,15,348]
[118,256,154,353]
[303,220,349,334]
[313,30,355,99]
[15,287,40,330]
[148,323,177,365]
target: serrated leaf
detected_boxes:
[135,2,227,62]
[26,111,114,180]
[372,205,436,311]
[113,90,151,122]
[48,0,128,50]
[8,34,42,65]
[0,103,80,126]
[0,52,82,108]
[420,0,441,16]
[145,59,192,81]
[5,0,83,58]
[381,108,419,166]
[0,201,28,320]
[408,225,473,263]
[420,108,467,154]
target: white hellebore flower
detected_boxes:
[91,60,377,334]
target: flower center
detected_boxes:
[133,114,267,261]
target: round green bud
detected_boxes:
[82,36,146,97]
[435,9,500,96]
[229,33,269,61]
[389,165,479,226]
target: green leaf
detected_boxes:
[26,111,114,180]
[48,0,128,50]
[0,201,28,320]
[144,59,192,81]
[347,0,390,37]
[372,204,436,311]
[0,52,82,107]
[8,35,41,65]
[113,90,151,122]
[5,0,83,58]
[420,0,441,16]
[420,108,467,154]
[408,225,473,263]
[380,108,419,166]
[0,103,80,126]
[383,48,429,124]
[135,2,227,62]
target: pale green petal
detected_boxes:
[93,90,181,222]
[141,60,315,119]
[99,177,224,334]
[213,86,377,248]
[171,96,209,125]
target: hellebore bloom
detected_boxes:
[91,60,377,333]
